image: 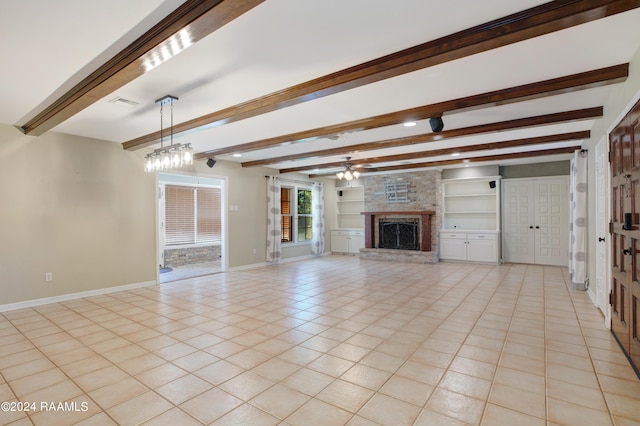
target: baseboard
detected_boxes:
[227,253,329,272]
[0,280,157,313]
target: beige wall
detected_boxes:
[0,130,337,306]
[0,124,156,305]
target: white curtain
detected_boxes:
[569,149,588,290]
[266,176,282,262]
[311,182,325,254]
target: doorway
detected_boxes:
[157,173,226,283]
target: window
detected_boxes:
[165,185,221,246]
[281,186,312,243]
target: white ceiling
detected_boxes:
[3,0,640,175]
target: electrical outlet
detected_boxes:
[45,272,53,282]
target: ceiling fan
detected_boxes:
[336,157,377,180]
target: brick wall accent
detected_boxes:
[363,170,442,257]
[164,245,221,267]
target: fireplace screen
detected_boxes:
[378,218,419,250]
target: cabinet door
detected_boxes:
[440,237,467,261]
[331,233,350,253]
[349,234,365,253]
[467,239,497,262]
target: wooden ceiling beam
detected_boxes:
[241,107,602,167]
[126,0,640,150]
[308,146,580,177]
[278,131,590,174]
[20,0,265,136]
[197,64,624,160]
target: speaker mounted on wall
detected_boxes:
[206,158,216,168]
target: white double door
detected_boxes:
[502,177,569,266]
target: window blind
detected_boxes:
[165,185,221,246]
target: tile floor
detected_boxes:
[1,256,640,425]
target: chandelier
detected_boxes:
[336,157,361,181]
[144,95,194,172]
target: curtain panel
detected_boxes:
[569,149,588,290]
[311,182,325,255]
[266,176,282,262]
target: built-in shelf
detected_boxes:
[335,186,364,229]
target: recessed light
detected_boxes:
[451,153,460,157]
[233,154,242,157]
[403,121,417,127]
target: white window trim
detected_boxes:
[282,184,312,245]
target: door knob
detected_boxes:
[529,226,533,229]
[535,226,540,229]
[598,237,605,242]
[623,247,633,255]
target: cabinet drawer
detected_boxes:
[331,230,363,236]
[466,233,497,241]
[440,232,466,240]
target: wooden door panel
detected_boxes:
[631,282,640,369]
[610,97,640,373]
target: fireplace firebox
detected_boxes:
[378,218,419,250]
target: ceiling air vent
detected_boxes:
[108,97,140,108]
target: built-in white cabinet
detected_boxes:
[331,229,364,254]
[336,186,364,229]
[440,177,500,263]
[440,231,498,263]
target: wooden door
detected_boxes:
[610,98,640,371]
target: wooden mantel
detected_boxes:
[361,211,436,252]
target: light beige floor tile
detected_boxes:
[340,364,392,391]
[282,367,334,396]
[219,371,276,401]
[414,408,469,426]
[88,377,148,409]
[316,379,374,413]
[603,392,640,422]
[488,382,545,419]
[481,403,545,426]
[380,375,434,406]
[211,403,280,426]
[10,368,68,396]
[249,383,311,420]
[252,357,300,381]
[358,393,421,426]
[155,374,211,404]
[396,360,446,385]
[107,391,173,426]
[547,378,608,411]
[74,365,129,392]
[547,397,613,426]
[439,370,491,401]
[286,398,353,426]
